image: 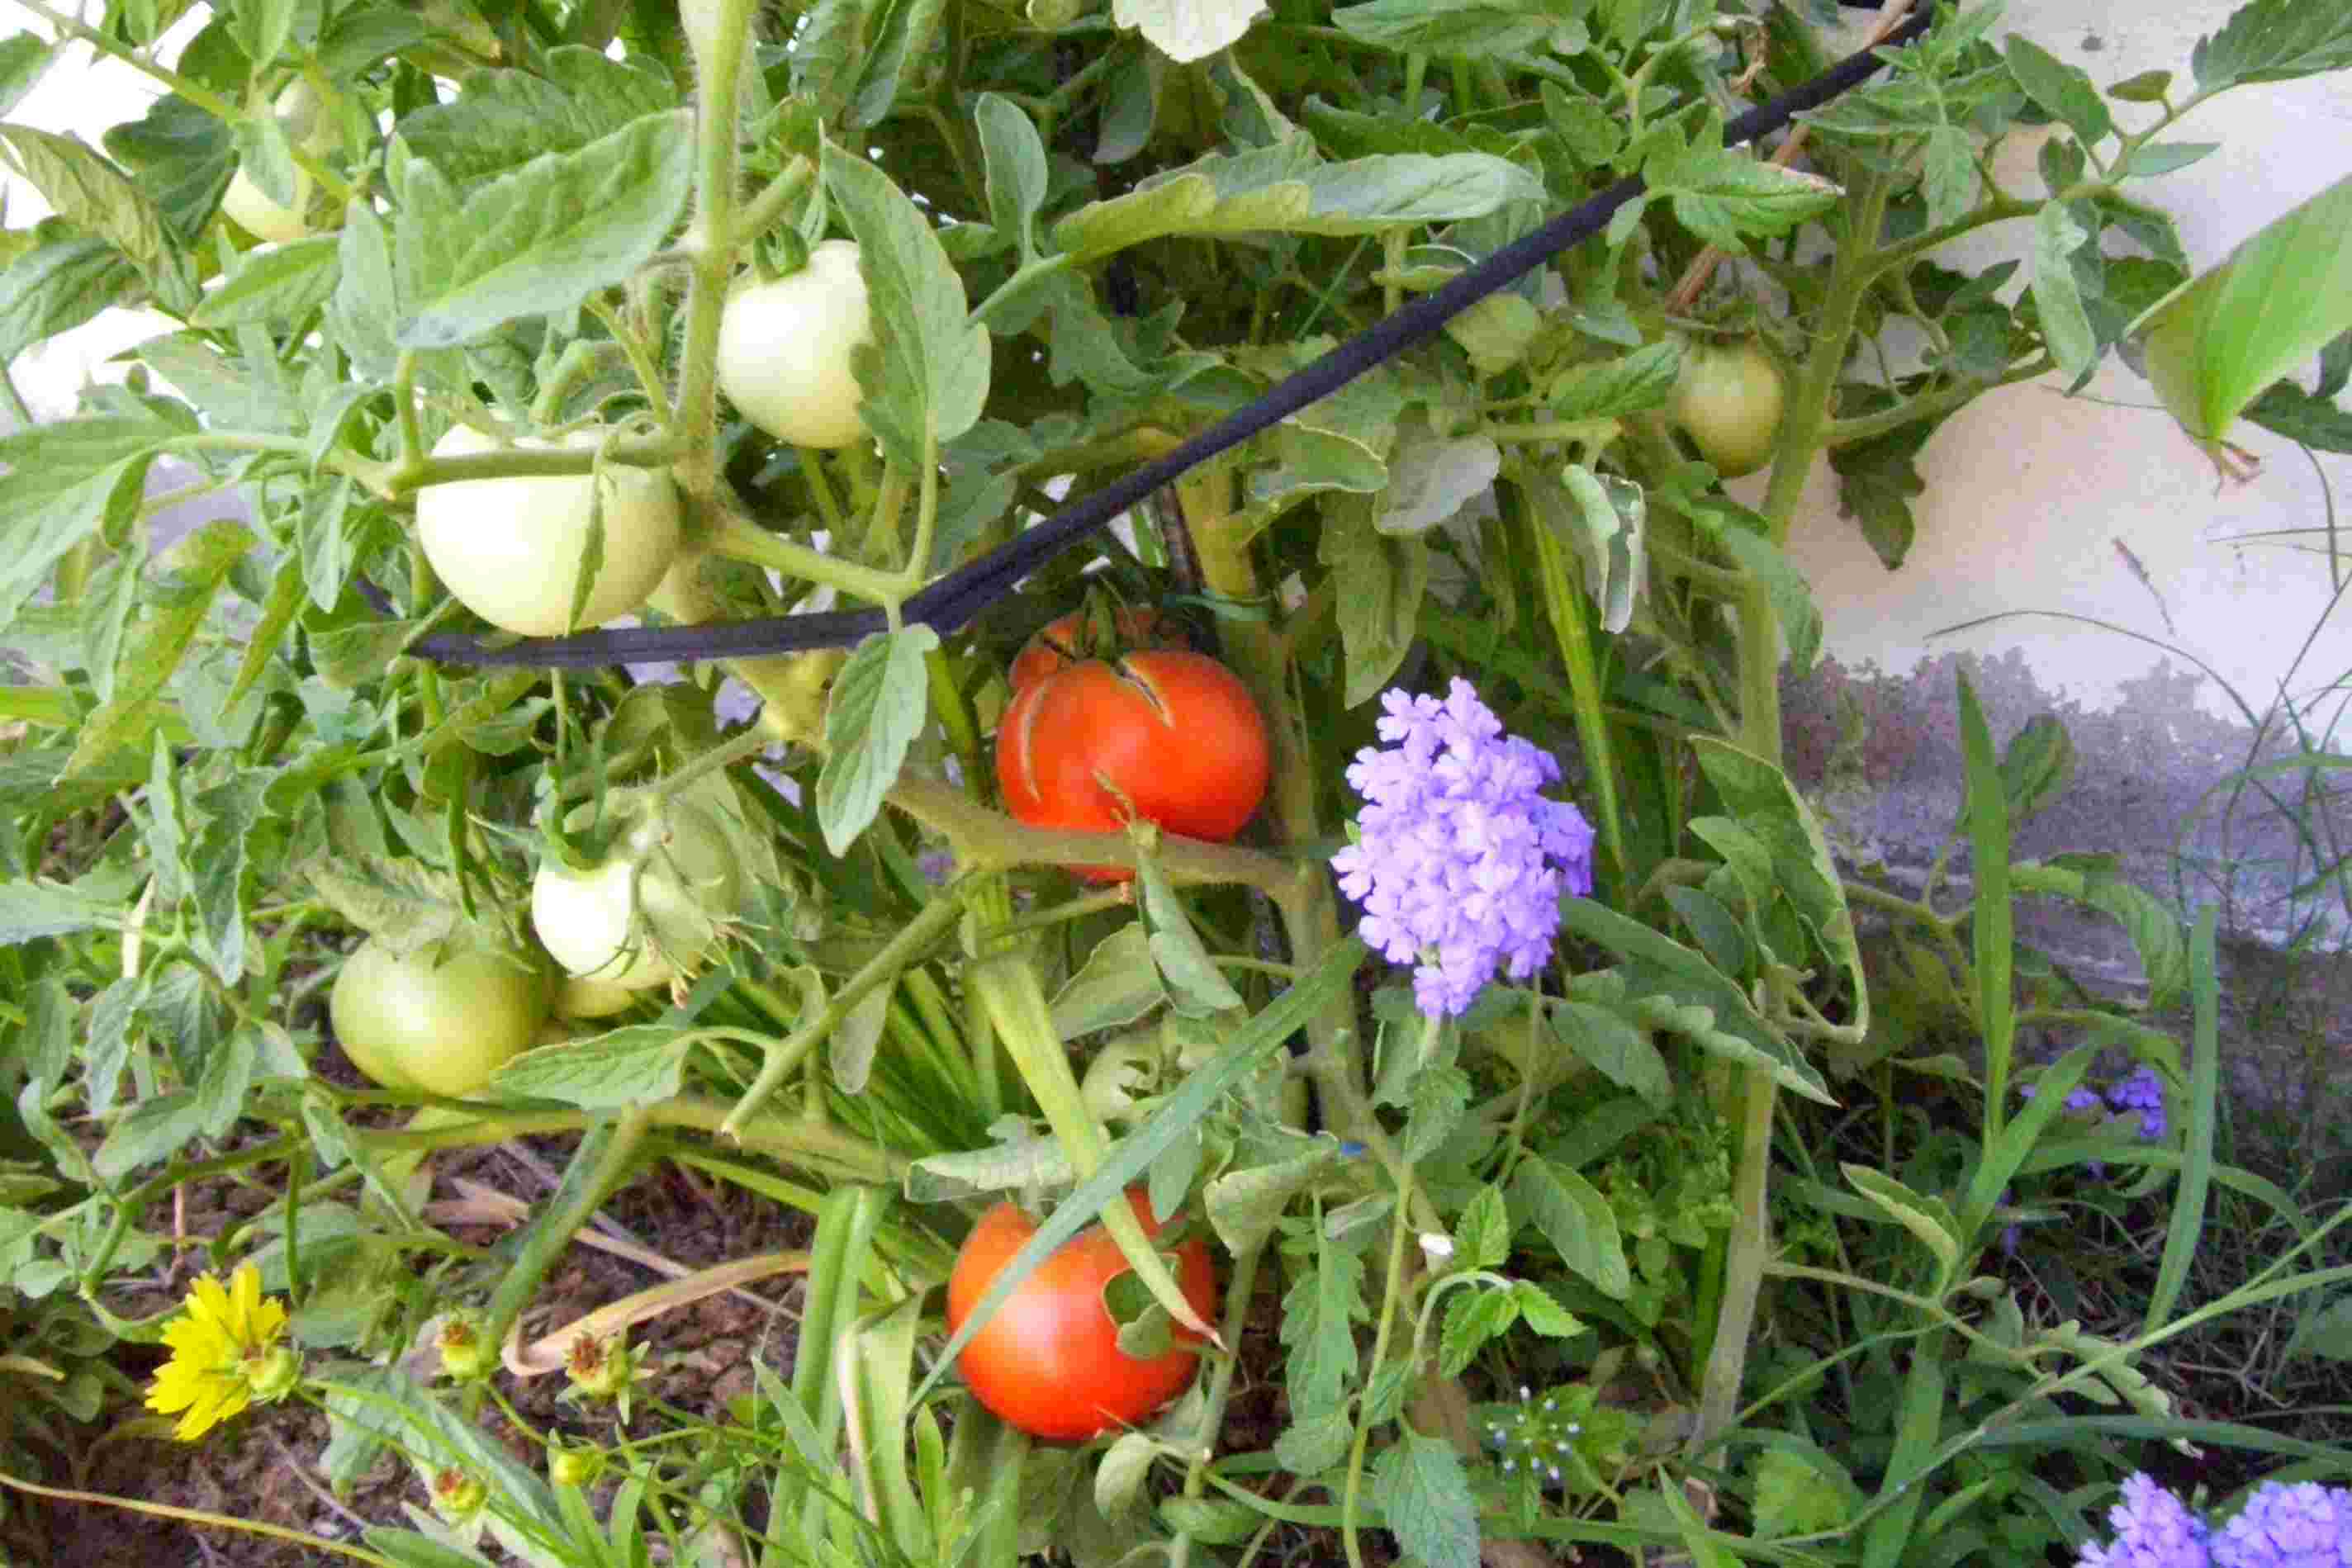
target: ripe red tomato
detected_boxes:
[995,650,1269,878]
[1008,607,1168,694]
[946,1188,1218,1442]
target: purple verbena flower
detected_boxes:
[2108,1066,2169,1140]
[1330,680,1595,1018]
[2078,1474,2213,1568]
[2210,1480,2352,1568]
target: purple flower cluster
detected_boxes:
[1331,681,1596,1018]
[2079,1475,2352,1568]
[2108,1065,2169,1140]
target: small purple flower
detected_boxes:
[2078,1473,2212,1568]
[1330,680,1595,1018]
[2108,1067,2169,1140]
[2209,1480,2352,1568]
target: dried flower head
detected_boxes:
[1332,680,1596,1017]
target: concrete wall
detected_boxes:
[1767,2,2352,981]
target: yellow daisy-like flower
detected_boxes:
[144,1263,297,1442]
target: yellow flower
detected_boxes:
[144,1263,296,1442]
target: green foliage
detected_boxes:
[0,0,2345,1561]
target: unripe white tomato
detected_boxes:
[716,240,874,449]
[415,424,682,637]
[531,803,742,991]
[220,83,327,244]
[221,165,314,244]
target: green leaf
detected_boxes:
[1512,1280,1584,1338]
[363,1529,498,1568]
[2030,199,2098,383]
[192,234,342,329]
[103,92,236,245]
[1205,1143,1341,1255]
[394,108,695,348]
[1843,1163,1963,1285]
[1750,1440,1861,1538]
[1440,1287,1520,1376]
[0,238,140,362]
[1273,1409,1354,1476]
[301,853,468,955]
[0,31,55,119]
[1320,494,1430,708]
[1688,736,1866,1017]
[0,415,182,635]
[1,123,195,310]
[1544,340,1681,422]
[64,520,258,780]
[848,0,948,126]
[1556,899,1833,1105]
[1135,846,1246,1016]
[0,880,123,945]
[1372,1431,1480,1568]
[2245,377,2352,453]
[2283,1292,2352,1364]
[1052,136,1544,258]
[2135,173,2352,444]
[2107,69,2173,102]
[975,93,1048,262]
[1378,427,1499,536]
[396,47,680,186]
[94,1092,208,1182]
[1509,1157,1629,1300]
[188,770,266,984]
[823,147,990,467]
[2011,858,2188,1012]
[1113,0,1266,64]
[1643,123,1842,254]
[1050,923,1168,1038]
[491,1024,692,1108]
[1333,0,1557,58]
[315,4,430,76]
[1401,1064,1471,1164]
[1525,463,1645,637]
[2191,0,2352,92]
[2118,141,2219,179]
[816,626,937,856]
[328,200,401,379]
[1826,396,1937,570]
[1548,997,1672,1106]
[1281,1220,1367,1419]
[2002,36,2111,145]
[1452,1184,1511,1272]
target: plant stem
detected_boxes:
[1169,1239,1267,1568]
[479,1109,653,1373]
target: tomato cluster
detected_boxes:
[995,620,1269,878]
[946,1189,1218,1441]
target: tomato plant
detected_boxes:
[217,83,323,244]
[415,425,682,637]
[1006,607,1170,694]
[716,239,874,450]
[531,803,742,992]
[946,1189,1217,1442]
[1667,339,1785,479]
[994,651,1269,870]
[328,937,552,1097]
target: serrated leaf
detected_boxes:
[1511,1281,1584,1338]
[1545,341,1681,422]
[1205,1144,1340,1254]
[66,519,258,780]
[102,91,235,245]
[1509,1158,1629,1300]
[491,1025,692,1108]
[1320,494,1428,708]
[816,626,936,855]
[301,854,468,954]
[1644,127,1841,254]
[1273,1409,1354,1476]
[1053,137,1544,258]
[1401,1064,1471,1164]
[1372,1432,1480,1568]
[2191,0,2352,92]
[2003,36,2111,145]
[1453,1185,1510,1272]
[1281,1223,1366,1419]
[396,109,694,348]
[397,47,680,185]
[0,237,140,362]
[1333,0,1554,57]
[823,147,990,468]
[1439,1287,1519,1377]
[192,234,342,328]
[0,415,175,635]
[0,125,177,280]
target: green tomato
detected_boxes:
[554,973,640,1020]
[329,936,552,1097]
[415,424,682,637]
[531,803,742,991]
[1669,339,1785,479]
[716,240,874,449]
[219,83,327,244]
